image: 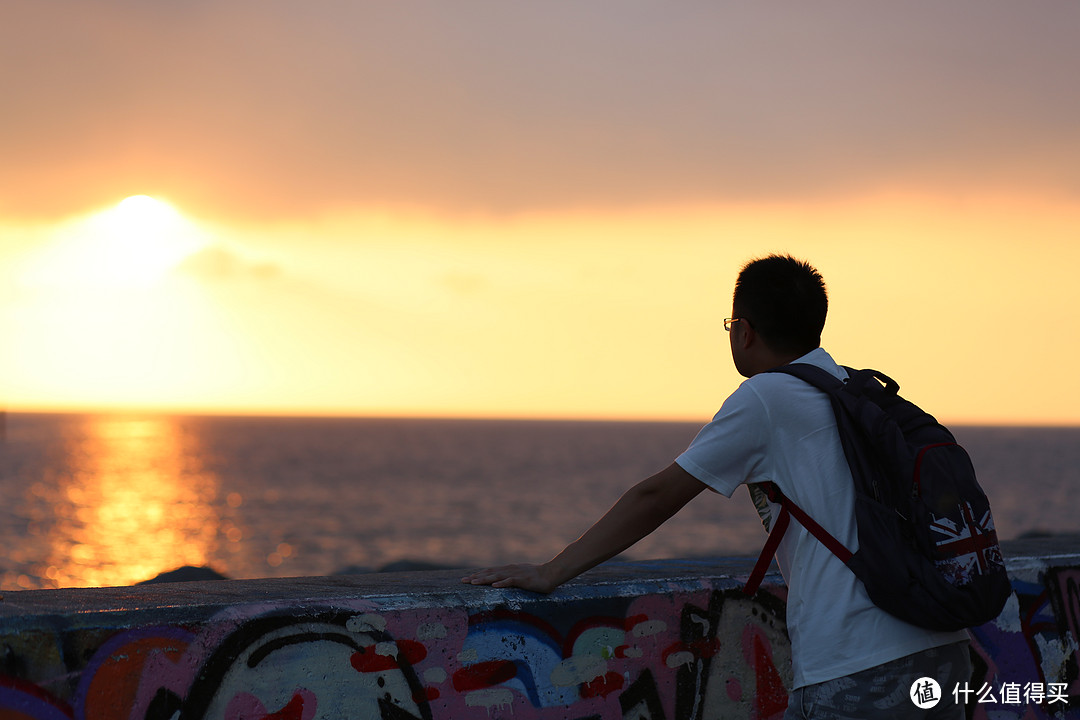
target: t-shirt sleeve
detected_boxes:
[674,383,770,498]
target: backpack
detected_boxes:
[742,363,1012,632]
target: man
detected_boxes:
[463,254,970,719]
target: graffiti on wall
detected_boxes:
[960,567,1079,720]
[0,587,790,720]
[0,565,1078,720]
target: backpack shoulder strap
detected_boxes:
[766,362,847,393]
[769,363,901,400]
[742,482,854,596]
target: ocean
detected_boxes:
[0,413,1077,591]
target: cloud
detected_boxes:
[2,1,1078,221]
[176,245,281,282]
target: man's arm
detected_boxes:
[460,462,707,593]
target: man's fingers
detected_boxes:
[461,566,514,585]
[461,564,539,590]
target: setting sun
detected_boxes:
[111,195,183,242]
[2,197,239,410]
[88,195,203,288]
[17,195,205,292]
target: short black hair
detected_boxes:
[733,254,828,356]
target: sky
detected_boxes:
[1,1,1078,424]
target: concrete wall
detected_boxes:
[0,537,1078,719]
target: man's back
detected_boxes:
[676,347,967,688]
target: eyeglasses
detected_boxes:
[723,318,742,332]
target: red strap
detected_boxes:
[744,502,790,595]
[783,499,854,563]
[742,483,854,596]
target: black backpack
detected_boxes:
[742,363,1012,632]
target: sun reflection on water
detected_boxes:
[35,415,221,588]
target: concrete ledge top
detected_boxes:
[0,557,761,629]
[1,535,1076,632]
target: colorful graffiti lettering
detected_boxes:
[0,561,1078,719]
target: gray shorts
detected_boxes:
[784,641,972,720]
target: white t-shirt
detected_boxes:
[675,348,967,689]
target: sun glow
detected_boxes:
[4,196,239,410]
[20,195,206,291]
[2,193,1079,423]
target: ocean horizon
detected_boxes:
[2,412,1077,591]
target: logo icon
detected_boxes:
[911,677,942,709]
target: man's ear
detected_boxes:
[738,321,756,350]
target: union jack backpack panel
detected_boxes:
[919,443,1005,587]
[745,363,1012,631]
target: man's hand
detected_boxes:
[460,563,559,594]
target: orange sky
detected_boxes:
[2,2,1079,424]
